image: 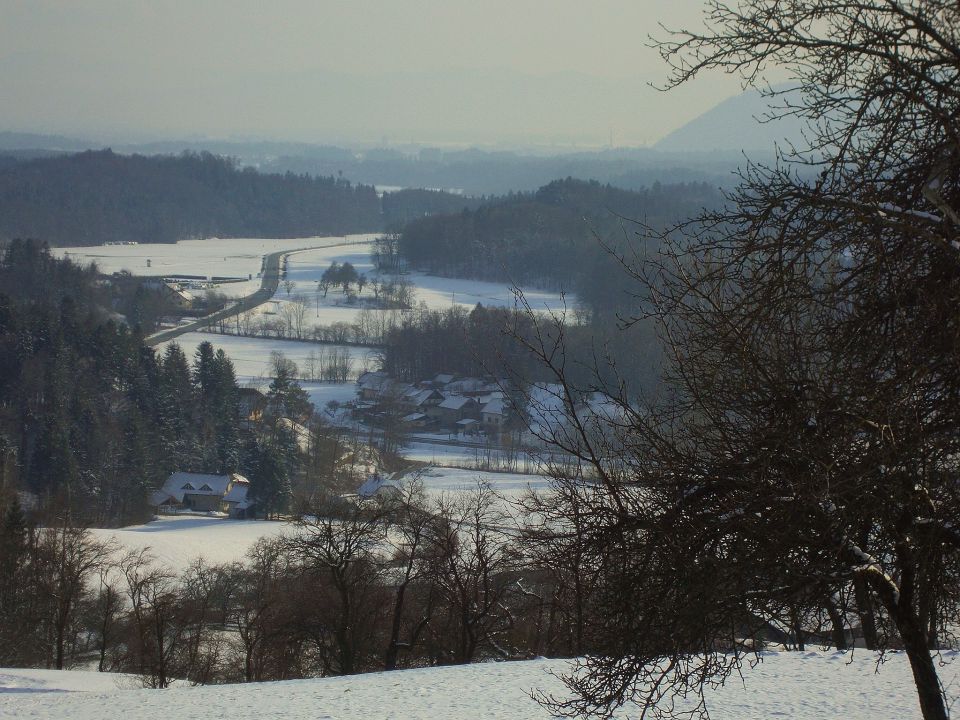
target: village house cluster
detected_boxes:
[353,371,519,437]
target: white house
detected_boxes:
[150,472,254,518]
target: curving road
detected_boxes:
[144,238,371,347]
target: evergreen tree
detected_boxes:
[265,354,312,423]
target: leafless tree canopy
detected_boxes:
[513,2,960,719]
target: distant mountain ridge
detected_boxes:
[654,86,808,154]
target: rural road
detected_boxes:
[144,238,371,347]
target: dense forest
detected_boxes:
[0,150,481,246]
[0,240,322,526]
[398,178,721,316]
[380,303,662,396]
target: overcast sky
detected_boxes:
[0,1,750,148]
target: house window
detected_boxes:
[200,484,213,492]
[181,483,195,490]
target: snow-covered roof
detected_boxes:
[223,478,252,509]
[402,412,427,422]
[438,395,476,410]
[482,398,509,416]
[456,418,479,426]
[433,373,455,385]
[446,378,487,394]
[151,472,249,505]
[357,371,390,389]
[357,473,401,498]
[407,389,441,406]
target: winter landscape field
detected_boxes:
[2,652,956,719]
[57,235,379,299]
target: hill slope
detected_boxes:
[1,651,955,719]
[0,150,382,246]
[654,87,807,154]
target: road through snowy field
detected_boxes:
[2,652,956,719]
[55,235,380,298]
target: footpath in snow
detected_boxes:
[1,651,957,719]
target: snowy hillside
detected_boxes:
[2,651,956,719]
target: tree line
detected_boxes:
[0,479,623,684]
[0,151,382,246]
[380,302,661,399]
[398,177,721,318]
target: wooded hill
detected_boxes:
[398,177,722,316]
[0,150,476,246]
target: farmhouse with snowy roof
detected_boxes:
[150,472,255,518]
[432,395,480,427]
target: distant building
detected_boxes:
[481,397,510,430]
[161,282,194,310]
[357,371,392,400]
[433,395,480,427]
[150,472,254,518]
[357,471,402,501]
[237,388,267,425]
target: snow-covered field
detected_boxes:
[90,465,549,572]
[57,233,571,315]
[398,466,550,504]
[282,243,570,327]
[89,516,294,573]
[2,651,956,719]
[401,439,545,472]
[161,331,379,388]
[56,235,378,298]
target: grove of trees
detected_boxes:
[399,178,721,318]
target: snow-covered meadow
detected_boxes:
[96,234,572,396]
[161,330,380,389]
[2,651,956,719]
[56,235,379,299]
[391,466,551,504]
[88,515,295,573]
[90,464,550,572]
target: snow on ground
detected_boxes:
[276,243,573,328]
[395,466,551,504]
[301,381,362,410]
[56,235,379,298]
[0,668,143,694]
[159,331,379,388]
[401,440,545,472]
[2,651,957,719]
[93,468,550,573]
[89,515,295,573]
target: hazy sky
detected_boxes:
[0,1,750,148]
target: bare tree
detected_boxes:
[427,483,517,664]
[119,549,183,688]
[377,477,439,670]
[37,524,113,669]
[286,499,387,675]
[513,3,960,719]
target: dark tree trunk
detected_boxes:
[824,597,847,651]
[853,576,879,650]
[901,624,948,720]
[384,582,408,671]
